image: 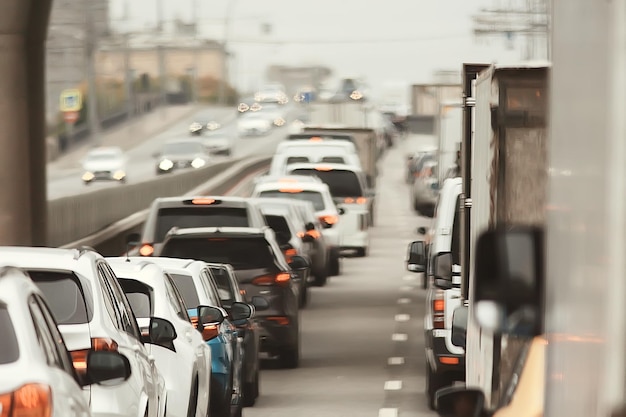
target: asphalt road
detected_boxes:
[234,137,436,417]
[47,104,300,200]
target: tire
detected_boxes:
[426,363,450,410]
[312,269,327,287]
[355,247,368,257]
[242,369,259,407]
[278,345,299,369]
[329,252,341,277]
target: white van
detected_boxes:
[269,141,361,176]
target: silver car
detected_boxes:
[81,146,127,184]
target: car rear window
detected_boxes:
[0,305,19,364]
[162,237,275,270]
[155,207,249,242]
[29,271,93,325]
[289,169,363,197]
[320,156,346,164]
[286,156,310,164]
[263,214,292,245]
[258,190,325,211]
[118,279,153,319]
[169,273,201,309]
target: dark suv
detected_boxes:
[156,227,307,368]
[135,196,267,257]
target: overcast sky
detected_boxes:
[109,0,528,95]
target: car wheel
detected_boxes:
[242,368,259,407]
[312,266,328,287]
[426,362,450,410]
[329,251,341,276]
[279,344,300,369]
[355,247,368,257]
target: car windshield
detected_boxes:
[161,237,275,270]
[169,273,200,309]
[118,278,153,318]
[155,207,249,242]
[163,142,203,155]
[289,169,364,197]
[86,152,120,161]
[29,270,94,325]
[258,190,326,211]
[0,305,19,364]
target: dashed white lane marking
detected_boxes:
[395,314,410,322]
[403,274,418,281]
[388,357,405,365]
[398,298,411,304]
[392,333,408,342]
[378,408,398,417]
[384,380,403,390]
[399,285,413,292]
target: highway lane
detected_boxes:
[231,138,436,417]
[47,104,302,200]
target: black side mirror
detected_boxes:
[473,227,544,337]
[305,222,316,231]
[406,241,425,273]
[126,233,141,246]
[143,317,177,351]
[451,306,469,348]
[433,252,453,289]
[82,351,132,387]
[197,305,225,328]
[417,227,427,235]
[251,296,270,311]
[289,255,309,270]
[338,207,346,215]
[435,386,485,417]
[301,233,315,243]
[230,301,253,321]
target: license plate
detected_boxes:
[433,329,446,338]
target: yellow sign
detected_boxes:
[60,89,83,112]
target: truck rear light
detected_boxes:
[139,244,154,257]
[252,273,291,287]
[433,290,445,329]
[71,338,119,375]
[0,383,52,417]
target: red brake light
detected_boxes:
[344,197,355,204]
[309,137,323,142]
[71,338,119,375]
[191,198,217,205]
[433,290,445,329]
[278,188,303,193]
[266,316,290,325]
[319,215,338,226]
[252,273,291,287]
[315,165,333,171]
[0,392,11,417]
[356,197,367,204]
[284,248,298,263]
[9,384,51,417]
[139,244,154,257]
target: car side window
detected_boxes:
[200,270,223,307]
[35,295,76,375]
[451,195,461,265]
[164,274,190,322]
[102,263,142,340]
[96,264,124,331]
[28,296,66,370]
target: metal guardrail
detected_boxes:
[57,155,271,255]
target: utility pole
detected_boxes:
[84,0,101,145]
[472,0,550,60]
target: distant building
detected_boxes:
[45,0,109,125]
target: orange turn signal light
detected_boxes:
[439,357,459,365]
[266,316,290,325]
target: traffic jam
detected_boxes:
[0,85,401,417]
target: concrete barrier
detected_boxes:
[58,155,271,255]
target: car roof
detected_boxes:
[253,180,331,193]
[285,162,364,173]
[106,258,167,289]
[165,226,268,239]
[0,266,43,306]
[0,247,100,278]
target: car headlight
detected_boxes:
[191,158,206,169]
[113,170,126,180]
[274,118,286,126]
[159,159,174,170]
[82,172,94,181]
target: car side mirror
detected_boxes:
[289,255,309,270]
[417,227,427,235]
[251,296,270,311]
[143,317,177,351]
[338,207,346,215]
[305,222,315,231]
[196,305,225,341]
[82,351,132,387]
[406,241,425,273]
[433,252,453,289]
[451,306,468,348]
[230,301,253,321]
[473,227,544,337]
[435,386,485,417]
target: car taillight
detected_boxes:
[283,248,297,263]
[139,244,154,257]
[0,384,51,417]
[433,290,445,329]
[190,316,219,341]
[319,215,338,226]
[252,272,291,287]
[71,338,119,375]
[344,197,368,204]
[266,316,290,325]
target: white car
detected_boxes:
[0,266,132,417]
[285,163,373,257]
[146,257,250,417]
[0,247,167,417]
[81,146,127,184]
[202,134,233,156]
[107,258,215,417]
[251,178,343,276]
[237,113,272,137]
[269,141,361,176]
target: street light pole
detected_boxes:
[218,0,238,105]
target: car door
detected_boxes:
[28,295,91,417]
[199,269,237,361]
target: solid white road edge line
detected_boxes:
[384,380,403,390]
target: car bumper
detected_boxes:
[424,328,465,377]
[257,317,298,354]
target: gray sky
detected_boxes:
[110,0,529,94]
